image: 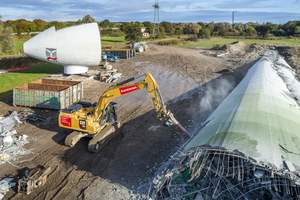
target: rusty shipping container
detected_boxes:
[13,79,83,110]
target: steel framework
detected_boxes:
[153,0,160,36]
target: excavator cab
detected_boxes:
[100,102,118,127]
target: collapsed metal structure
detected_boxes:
[150,51,300,199]
[150,146,300,199]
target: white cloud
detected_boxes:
[0,6,44,20]
[0,0,299,22]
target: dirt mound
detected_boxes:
[139,45,232,83]
[223,41,248,55]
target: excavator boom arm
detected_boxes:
[93,73,166,121]
[92,73,191,137]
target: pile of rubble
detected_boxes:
[134,42,149,53]
[96,62,122,83]
[0,177,15,200]
[0,112,30,166]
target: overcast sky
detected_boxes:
[0,0,300,23]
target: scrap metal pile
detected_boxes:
[96,62,122,83]
[150,146,300,200]
[0,112,30,166]
[0,178,15,200]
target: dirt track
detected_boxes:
[0,44,267,199]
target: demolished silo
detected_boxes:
[150,51,300,200]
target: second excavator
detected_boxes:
[59,73,190,152]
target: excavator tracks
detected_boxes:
[65,131,88,147]
[88,125,118,153]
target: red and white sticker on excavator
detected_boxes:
[119,85,140,95]
[60,116,72,127]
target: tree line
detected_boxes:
[1,15,299,39]
[0,15,299,54]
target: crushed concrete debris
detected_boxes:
[0,112,30,165]
[0,177,15,200]
[96,69,122,83]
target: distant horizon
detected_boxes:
[0,0,299,24]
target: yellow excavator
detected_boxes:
[59,73,190,152]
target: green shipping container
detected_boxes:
[13,79,83,110]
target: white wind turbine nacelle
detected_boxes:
[23,23,101,75]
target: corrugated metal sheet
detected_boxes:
[185,51,300,171]
[13,79,83,110]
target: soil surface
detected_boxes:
[0,44,274,199]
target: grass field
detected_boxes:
[178,37,300,49]
[101,36,127,47]
[0,63,63,97]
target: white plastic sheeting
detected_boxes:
[24,23,101,74]
[0,112,30,166]
[185,51,300,171]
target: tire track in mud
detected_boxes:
[45,170,87,200]
[76,177,98,200]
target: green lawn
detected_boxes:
[178,37,300,49]
[101,36,126,47]
[0,63,63,97]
